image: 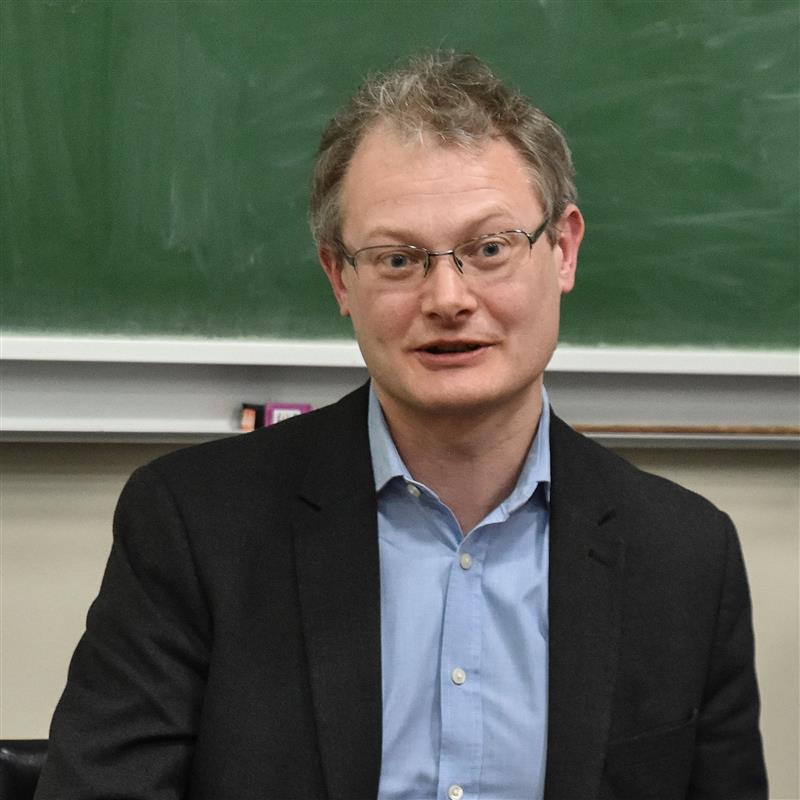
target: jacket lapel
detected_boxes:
[544,414,626,800]
[292,385,383,800]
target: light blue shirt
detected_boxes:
[370,386,551,800]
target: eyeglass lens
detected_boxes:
[355,230,532,284]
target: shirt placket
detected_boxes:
[436,529,489,800]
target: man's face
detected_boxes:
[320,123,584,424]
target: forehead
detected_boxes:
[340,123,541,242]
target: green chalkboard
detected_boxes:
[1,0,798,347]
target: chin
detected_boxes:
[404,383,529,418]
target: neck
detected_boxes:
[376,384,544,533]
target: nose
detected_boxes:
[419,253,478,321]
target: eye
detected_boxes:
[384,252,411,268]
[456,232,527,273]
[461,236,510,260]
[479,240,505,258]
[372,247,425,270]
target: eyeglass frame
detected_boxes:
[334,218,550,277]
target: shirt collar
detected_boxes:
[368,384,551,507]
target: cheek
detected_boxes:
[349,290,413,344]
[495,274,561,339]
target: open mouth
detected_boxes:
[424,343,483,355]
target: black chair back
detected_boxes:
[0,740,47,800]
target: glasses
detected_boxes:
[335,219,549,288]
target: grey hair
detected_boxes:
[309,51,576,248]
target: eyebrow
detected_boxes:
[360,213,523,246]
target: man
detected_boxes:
[36,52,766,799]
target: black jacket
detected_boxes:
[36,384,767,799]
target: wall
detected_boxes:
[1,441,798,797]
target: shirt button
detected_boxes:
[406,484,421,498]
[448,785,464,800]
[451,667,466,685]
[458,552,473,570]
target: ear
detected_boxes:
[319,245,351,317]
[554,204,584,295]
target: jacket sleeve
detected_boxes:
[688,516,768,799]
[34,465,212,800]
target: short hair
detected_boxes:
[309,51,576,248]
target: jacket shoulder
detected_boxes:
[141,383,369,493]
[549,412,730,529]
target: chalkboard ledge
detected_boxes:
[1,335,797,446]
[1,335,797,375]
